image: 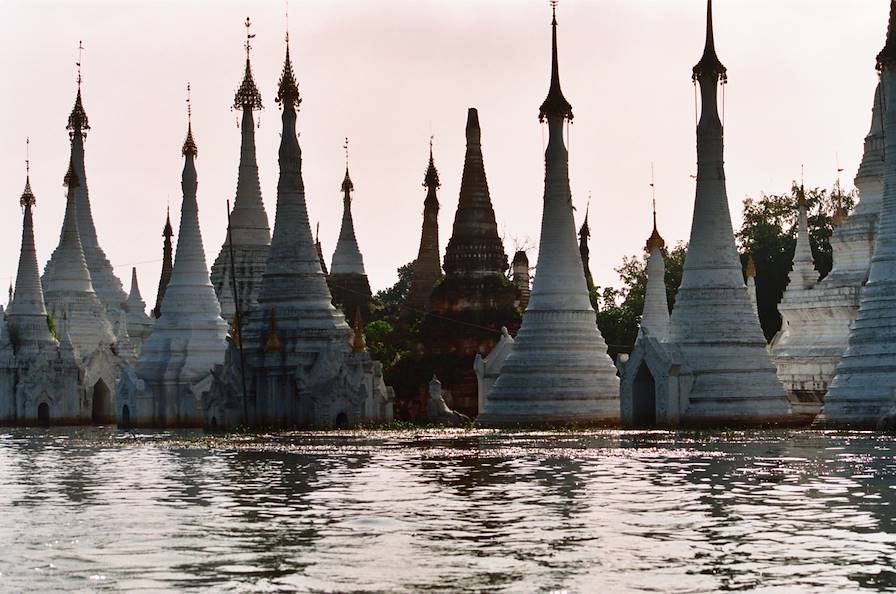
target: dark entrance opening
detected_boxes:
[91,379,114,424]
[334,412,349,428]
[37,402,50,426]
[632,363,657,427]
[210,417,218,430]
[120,405,131,429]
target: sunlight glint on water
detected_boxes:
[0,428,894,592]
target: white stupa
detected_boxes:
[42,159,116,358]
[768,85,884,408]
[124,266,153,353]
[641,209,671,342]
[821,3,896,427]
[745,255,759,320]
[117,94,229,427]
[662,0,791,425]
[477,6,620,426]
[207,38,393,428]
[44,67,128,316]
[210,18,271,324]
[0,157,80,425]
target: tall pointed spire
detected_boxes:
[692,0,727,83]
[120,94,228,426]
[211,16,272,322]
[406,137,444,311]
[665,0,790,425]
[539,1,573,122]
[641,207,670,342]
[7,145,57,355]
[788,184,818,290]
[125,266,152,353]
[822,0,896,426]
[479,5,619,426]
[56,41,128,315]
[153,208,174,319]
[440,108,508,280]
[329,137,371,326]
[578,202,594,290]
[42,157,115,355]
[331,138,366,276]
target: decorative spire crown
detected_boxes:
[692,0,727,83]
[539,1,573,122]
[182,83,198,157]
[424,136,440,188]
[579,202,590,240]
[234,17,264,110]
[646,204,665,251]
[67,41,90,134]
[878,0,896,70]
[275,40,301,109]
[20,139,35,208]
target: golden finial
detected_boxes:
[351,307,367,352]
[646,165,665,251]
[745,254,757,279]
[264,308,282,353]
[344,136,350,168]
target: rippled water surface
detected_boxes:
[0,428,895,592]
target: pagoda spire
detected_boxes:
[665,0,790,425]
[42,157,115,355]
[480,4,619,426]
[788,184,818,290]
[745,254,759,319]
[641,204,670,341]
[210,18,272,323]
[135,93,227,373]
[255,36,341,313]
[406,137,443,311]
[578,201,594,290]
[58,41,128,314]
[7,144,57,355]
[331,137,366,276]
[823,0,896,426]
[441,108,507,280]
[539,1,573,122]
[153,207,174,318]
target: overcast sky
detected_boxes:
[0,0,887,305]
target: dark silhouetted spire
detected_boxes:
[692,0,727,83]
[153,207,174,319]
[424,136,440,189]
[579,203,593,289]
[276,38,301,109]
[406,139,443,311]
[234,17,264,110]
[878,0,896,70]
[539,2,573,122]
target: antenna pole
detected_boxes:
[226,199,249,426]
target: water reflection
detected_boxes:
[0,428,893,592]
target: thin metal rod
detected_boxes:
[226,199,249,426]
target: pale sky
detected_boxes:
[0,1,886,305]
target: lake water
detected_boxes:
[0,428,894,593]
